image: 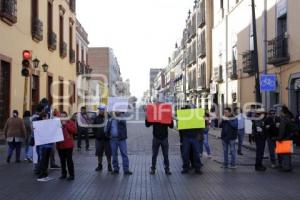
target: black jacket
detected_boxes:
[105,118,127,140]
[220,118,238,141]
[145,120,174,140]
[278,115,294,141]
[179,128,202,139]
[265,116,280,140]
[252,118,266,139]
[93,115,108,140]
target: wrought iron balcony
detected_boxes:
[267,34,290,66]
[60,41,67,58]
[242,50,255,75]
[69,49,75,63]
[48,32,57,51]
[32,18,43,42]
[0,0,17,25]
[227,60,238,80]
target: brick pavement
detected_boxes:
[0,123,300,200]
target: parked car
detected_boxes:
[71,111,97,137]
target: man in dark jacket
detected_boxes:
[220,107,238,169]
[145,119,173,175]
[105,112,132,175]
[77,106,91,151]
[252,109,267,171]
[93,106,112,172]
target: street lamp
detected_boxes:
[42,63,49,72]
[32,58,40,69]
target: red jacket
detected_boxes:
[57,120,77,149]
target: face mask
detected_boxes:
[13,113,17,118]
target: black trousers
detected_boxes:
[77,128,89,149]
[152,138,169,171]
[58,148,74,177]
[40,148,52,178]
[255,135,266,167]
[95,139,112,165]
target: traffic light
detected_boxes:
[21,50,31,77]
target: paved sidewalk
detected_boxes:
[0,124,299,200]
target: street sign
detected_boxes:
[260,74,277,92]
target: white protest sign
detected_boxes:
[108,97,129,112]
[245,119,253,135]
[33,119,64,146]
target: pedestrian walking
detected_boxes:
[265,109,280,168]
[23,111,33,162]
[145,117,173,175]
[252,109,267,171]
[277,106,295,172]
[105,112,132,175]
[220,107,238,169]
[57,112,77,181]
[234,107,245,156]
[209,107,218,129]
[77,106,91,151]
[200,111,212,158]
[4,110,26,163]
[93,105,112,172]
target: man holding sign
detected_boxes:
[145,103,173,175]
[177,106,204,174]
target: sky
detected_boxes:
[77,0,194,99]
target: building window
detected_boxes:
[31,0,43,42]
[277,14,287,36]
[69,81,75,105]
[69,19,75,63]
[0,0,17,25]
[0,60,11,129]
[31,75,40,113]
[47,75,53,106]
[59,79,64,112]
[59,6,66,58]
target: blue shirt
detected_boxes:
[110,119,119,138]
[237,114,245,130]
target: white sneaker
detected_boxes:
[37,176,53,182]
[228,165,237,169]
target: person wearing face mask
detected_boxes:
[4,110,26,163]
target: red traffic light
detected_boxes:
[23,50,32,60]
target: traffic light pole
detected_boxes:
[251,0,262,103]
[23,77,28,113]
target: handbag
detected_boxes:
[275,140,293,154]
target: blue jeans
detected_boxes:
[202,128,211,155]
[237,129,245,153]
[110,139,129,172]
[222,140,236,167]
[182,137,202,170]
[24,145,33,159]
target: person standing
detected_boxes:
[234,107,245,156]
[252,109,267,171]
[105,112,132,175]
[93,106,112,172]
[4,110,26,163]
[265,110,280,168]
[145,118,173,175]
[57,112,77,181]
[23,111,33,162]
[277,106,294,172]
[220,107,238,169]
[200,111,212,158]
[77,106,90,151]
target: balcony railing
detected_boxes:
[0,0,17,25]
[60,42,67,58]
[242,50,255,75]
[69,49,75,63]
[48,32,57,51]
[32,18,43,42]
[227,60,238,80]
[267,34,290,66]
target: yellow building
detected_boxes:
[212,0,300,115]
[0,0,77,131]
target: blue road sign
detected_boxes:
[260,74,277,92]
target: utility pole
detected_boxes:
[251,0,262,103]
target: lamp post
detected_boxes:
[42,63,49,72]
[251,0,262,103]
[32,58,40,69]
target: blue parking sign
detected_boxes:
[260,74,277,91]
